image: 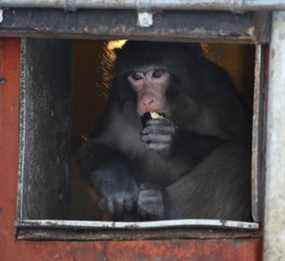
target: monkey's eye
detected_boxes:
[152,69,166,79]
[130,72,143,81]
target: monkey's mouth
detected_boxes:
[141,112,167,127]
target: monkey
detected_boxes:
[78,41,251,221]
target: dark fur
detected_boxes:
[78,41,251,221]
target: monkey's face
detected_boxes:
[127,66,170,115]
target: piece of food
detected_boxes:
[141,112,166,127]
[150,112,165,119]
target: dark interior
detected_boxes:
[68,40,255,220]
[19,39,255,221]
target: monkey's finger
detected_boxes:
[141,125,175,135]
[138,190,164,219]
[139,189,157,196]
[139,183,156,190]
[139,190,161,201]
[147,142,170,151]
[141,133,172,143]
[146,119,173,127]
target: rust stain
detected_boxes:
[103,240,262,260]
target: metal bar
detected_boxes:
[263,11,285,261]
[251,44,263,222]
[17,219,259,230]
[0,0,285,11]
[0,9,258,42]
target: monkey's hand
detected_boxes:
[137,184,165,220]
[90,162,139,220]
[141,118,176,154]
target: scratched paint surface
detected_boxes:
[0,38,261,261]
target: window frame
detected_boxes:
[15,9,269,240]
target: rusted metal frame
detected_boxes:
[14,8,264,240]
[0,41,4,146]
[0,0,284,12]
[251,44,267,222]
[17,38,72,220]
[17,229,261,241]
[253,11,272,43]
[0,9,270,43]
[17,39,27,222]
[263,11,285,261]
[16,37,261,240]
[15,219,259,240]
[17,219,259,230]
[16,225,261,241]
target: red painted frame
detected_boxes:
[0,38,262,261]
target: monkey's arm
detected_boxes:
[164,142,251,220]
[78,142,139,220]
[139,126,222,220]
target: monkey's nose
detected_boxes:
[142,96,154,107]
[140,96,156,113]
